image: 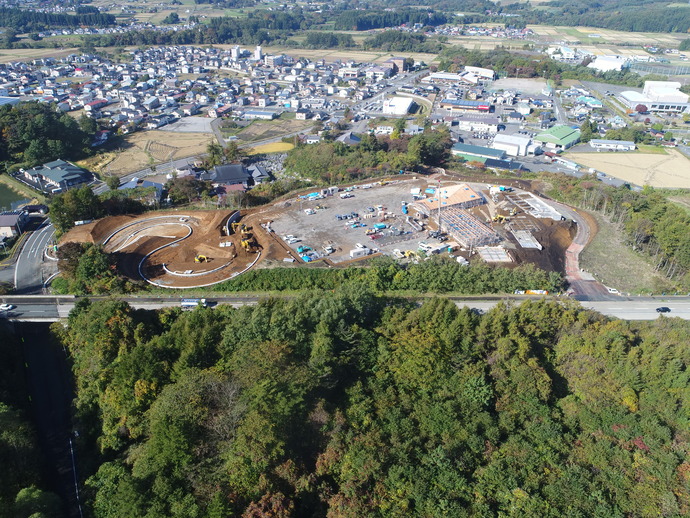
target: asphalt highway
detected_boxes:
[2,296,689,322]
[14,218,56,294]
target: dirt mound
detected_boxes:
[59,210,265,288]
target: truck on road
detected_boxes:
[181,298,207,308]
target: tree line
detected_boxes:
[0,7,115,33]
[51,291,690,516]
[304,32,356,49]
[0,102,95,170]
[437,46,671,88]
[212,256,565,295]
[332,9,449,31]
[284,128,452,184]
[363,30,444,53]
[522,0,690,33]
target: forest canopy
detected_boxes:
[56,292,690,517]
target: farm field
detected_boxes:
[248,142,294,155]
[82,131,212,176]
[0,47,79,63]
[567,149,690,188]
[234,118,313,144]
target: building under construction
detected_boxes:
[414,183,485,217]
[440,207,500,248]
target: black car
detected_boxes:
[656,307,671,313]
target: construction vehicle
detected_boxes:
[509,207,519,216]
[231,221,252,233]
[240,234,259,252]
[492,214,509,223]
[194,255,209,263]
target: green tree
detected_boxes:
[13,487,62,518]
[206,141,224,168]
[105,175,120,191]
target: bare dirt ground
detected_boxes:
[60,210,273,288]
[59,179,577,289]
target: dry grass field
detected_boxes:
[580,213,670,294]
[567,149,690,188]
[248,142,294,155]
[235,119,313,143]
[80,131,212,176]
[0,47,79,63]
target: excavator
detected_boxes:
[492,214,509,223]
[194,255,209,263]
[240,233,260,253]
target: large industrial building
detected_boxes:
[491,133,536,156]
[382,96,415,116]
[586,55,630,72]
[618,81,690,113]
[451,143,506,161]
[534,125,581,150]
[589,139,636,151]
[453,115,501,133]
[439,99,491,113]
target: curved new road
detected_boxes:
[14,217,56,294]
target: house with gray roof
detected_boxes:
[0,210,30,238]
[22,160,92,194]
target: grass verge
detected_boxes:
[579,213,670,294]
[0,174,45,203]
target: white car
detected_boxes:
[0,303,15,311]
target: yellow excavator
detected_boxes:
[492,214,509,223]
[194,255,209,263]
[240,234,259,253]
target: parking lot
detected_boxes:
[270,179,444,263]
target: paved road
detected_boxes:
[2,296,690,322]
[14,218,56,294]
[544,198,613,300]
[553,92,568,125]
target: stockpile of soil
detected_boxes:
[59,210,267,288]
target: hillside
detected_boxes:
[54,292,690,517]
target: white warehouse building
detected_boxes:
[491,133,537,156]
[619,81,690,113]
[586,55,629,72]
[382,96,415,116]
[589,139,636,151]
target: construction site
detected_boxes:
[58,177,577,288]
[263,177,576,274]
[60,210,269,288]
